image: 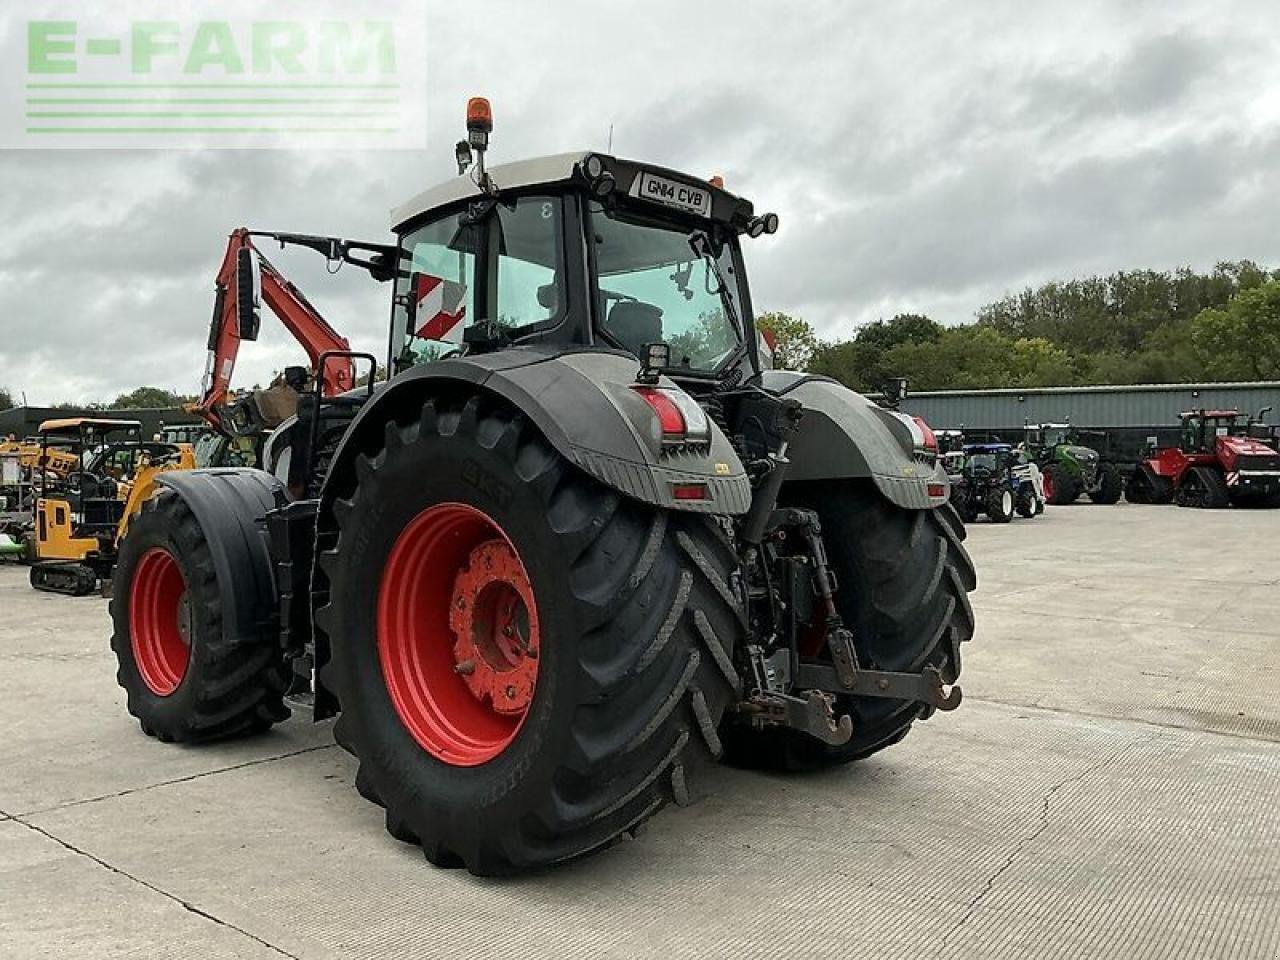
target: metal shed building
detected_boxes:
[896,381,1280,465]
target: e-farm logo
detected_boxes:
[2,2,426,148]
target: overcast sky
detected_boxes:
[3,0,1280,404]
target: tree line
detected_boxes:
[760,260,1280,391]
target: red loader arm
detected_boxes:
[194,227,355,433]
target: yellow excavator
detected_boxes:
[28,418,194,595]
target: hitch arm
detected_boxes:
[795,661,963,712]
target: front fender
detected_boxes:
[321,348,751,516]
[761,371,948,510]
[153,469,284,648]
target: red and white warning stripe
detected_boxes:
[414,274,468,343]
[757,328,777,370]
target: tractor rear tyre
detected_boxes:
[317,395,743,875]
[1089,462,1123,504]
[986,488,1014,523]
[722,484,976,771]
[1176,466,1230,509]
[1041,464,1077,505]
[109,493,290,742]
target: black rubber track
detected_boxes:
[1125,465,1173,505]
[722,483,976,772]
[109,492,290,743]
[1177,465,1231,509]
[316,393,744,875]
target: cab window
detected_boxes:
[1183,417,1201,450]
[394,212,481,368]
[492,196,565,331]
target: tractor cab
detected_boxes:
[386,99,778,393]
[961,442,1011,476]
[1024,422,1070,452]
[1179,410,1241,453]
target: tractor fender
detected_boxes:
[761,370,949,510]
[154,469,284,646]
[319,348,752,516]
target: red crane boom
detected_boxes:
[195,227,355,433]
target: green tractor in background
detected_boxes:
[1022,422,1122,506]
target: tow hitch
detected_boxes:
[810,627,963,712]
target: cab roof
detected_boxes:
[390,151,749,231]
[391,152,589,229]
[38,417,142,435]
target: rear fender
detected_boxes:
[760,371,949,510]
[319,348,751,518]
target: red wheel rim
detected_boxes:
[377,503,541,767]
[1042,472,1054,500]
[129,547,190,696]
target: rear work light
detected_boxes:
[632,386,711,447]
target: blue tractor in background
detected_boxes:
[947,442,1045,524]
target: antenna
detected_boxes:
[607,122,614,153]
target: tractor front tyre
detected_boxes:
[950,487,977,525]
[986,488,1014,523]
[1089,463,1123,504]
[1041,464,1077,505]
[1015,485,1037,518]
[109,493,290,743]
[723,485,976,771]
[318,395,743,875]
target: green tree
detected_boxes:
[109,386,186,409]
[755,311,818,370]
[1190,282,1280,381]
[855,313,943,351]
[0,387,12,412]
[809,339,884,392]
[810,313,943,391]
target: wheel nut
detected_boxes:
[454,660,475,676]
[506,685,517,699]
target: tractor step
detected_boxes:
[30,562,99,597]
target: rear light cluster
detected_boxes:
[632,386,711,447]
[671,483,710,501]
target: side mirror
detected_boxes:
[236,247,261,341]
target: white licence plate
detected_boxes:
[629,171,713,218]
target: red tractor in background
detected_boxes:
[1126,408,1280,508]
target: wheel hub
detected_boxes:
[377,502,542,767]
[448,539,538,714]
[128,547,191,697]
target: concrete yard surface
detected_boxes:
[1,503,1277,959]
